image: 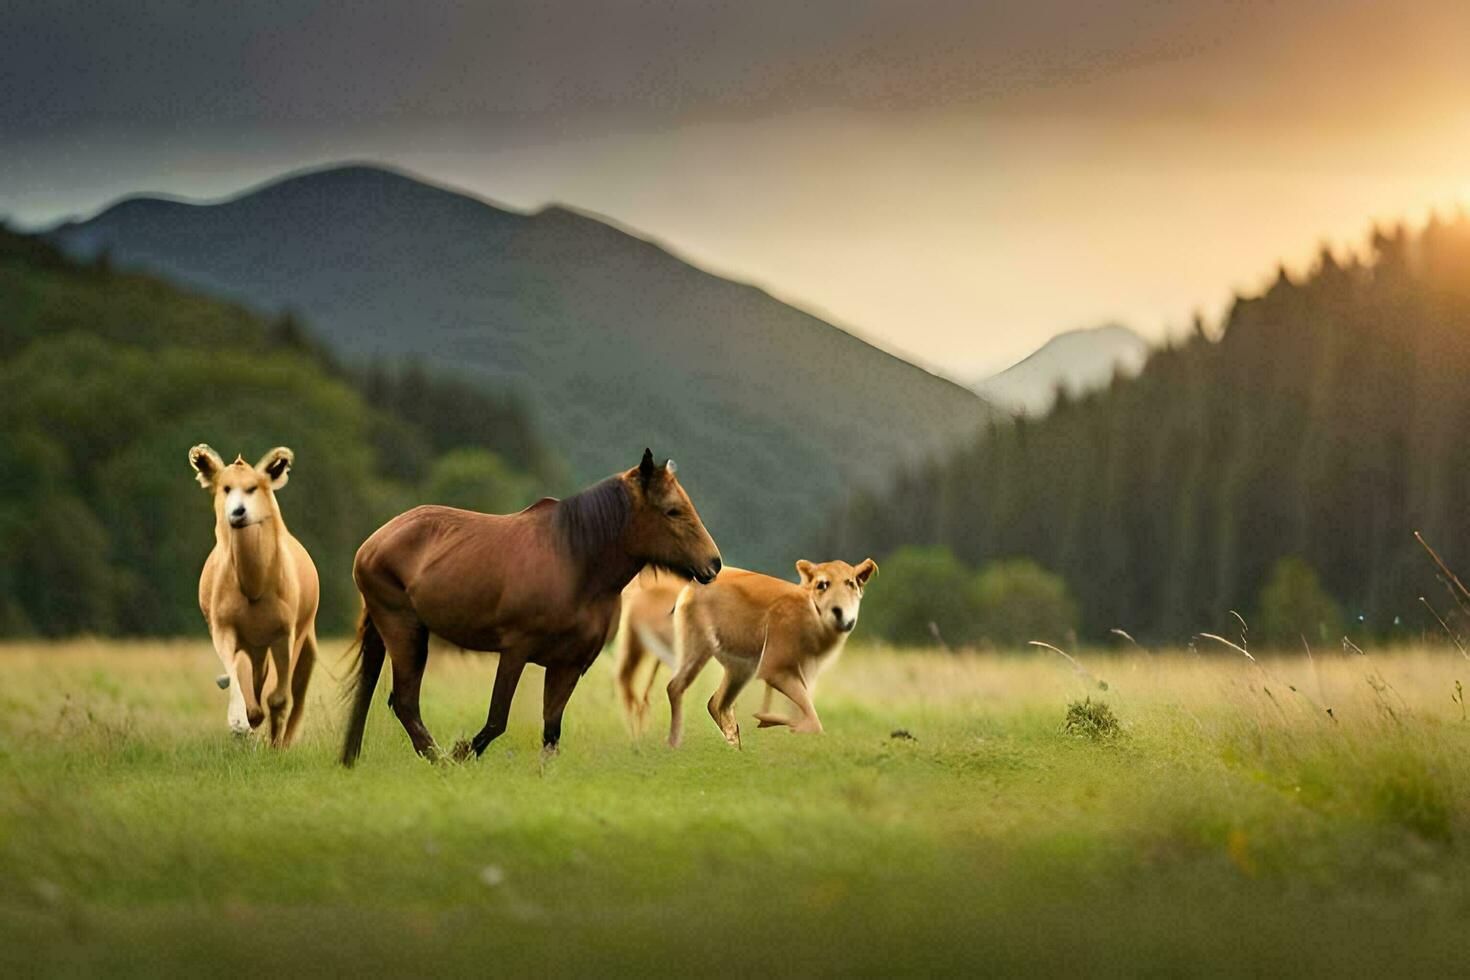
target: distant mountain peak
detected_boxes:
[236,162,476,198]
[55,163,521,233]
[973,323,1149,416]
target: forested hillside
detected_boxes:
[826,219,1470,644]
[0,228,563,635]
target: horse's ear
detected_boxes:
[255,447,294,489]
[795,559,816,584]
[665,459,678,476]
[855,558,878,587]
[638,448,656,488]
[188,444,223,489]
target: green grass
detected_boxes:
[4,639,1470,975]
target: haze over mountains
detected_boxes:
[972,324,1150,416]
[51,164,997,571]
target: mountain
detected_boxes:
[973,324,1149,415]
[49,164,997,571]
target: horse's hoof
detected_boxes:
[215,674,230,690]
[449,740,475,763]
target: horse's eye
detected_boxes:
[816,581,828,591]
[847,580,855,588]
[666,508,681,518]
[246,487,257,495]
[222,486,231,493]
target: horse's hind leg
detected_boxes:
[376,614,438,760]
[281,629,317,747]
[614,630,646,734]
[707,660,754,748]
[636,659,663,734]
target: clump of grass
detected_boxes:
[1061,697,1121,742]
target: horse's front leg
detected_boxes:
[281,629,317,748]
[541,662,584,755]
[456,652,526,761]
[234,649,267,731]
[265,630,293,747]
[759,668,823,734]
[209,624,249,736]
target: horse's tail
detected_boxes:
[340,606,387,768]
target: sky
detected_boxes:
[5,1,1470,377]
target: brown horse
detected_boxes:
[341,449,721,766]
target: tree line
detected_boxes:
[824,217,1470,648]
[0,228,566,636]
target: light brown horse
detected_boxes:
[612,569,685,735]
[341,449,721,766]
[190,445,320,746]
[667,558,876,747]
[615,570,789,737]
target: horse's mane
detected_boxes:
[552,475,632,561]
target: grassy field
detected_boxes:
[4,638,1470,975]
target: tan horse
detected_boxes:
[612,569,685,735]
[341,449,721,766]
[615,569,790,736]
[189,445,320,745]
[667,558,876,747]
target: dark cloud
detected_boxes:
[13,0,1461,140]
[5,0,1468,377]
